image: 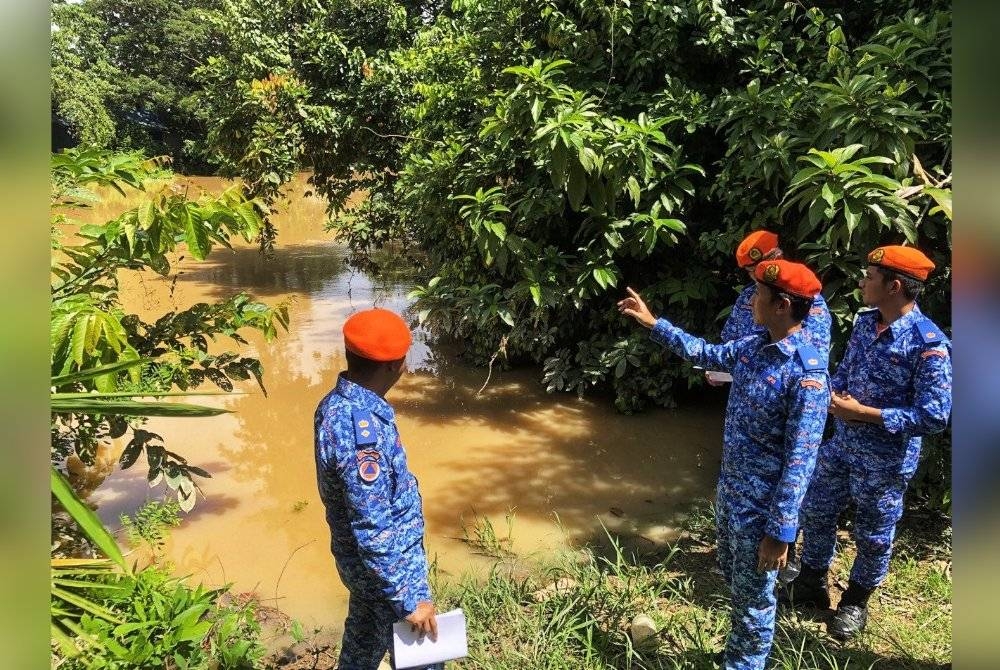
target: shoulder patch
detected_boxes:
[351,408,377,447]
[356,449,382,483]
[800,378,825,390]
[809,306,823,316]
[796,345,826,371]
[914,318,946,345]
[920,349,948,360]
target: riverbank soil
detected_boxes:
[261,502,950,669]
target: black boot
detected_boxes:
[829,582,874,640]
[779,563,831,609]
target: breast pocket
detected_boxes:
[745,374,785,442]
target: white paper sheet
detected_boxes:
[706,370,733,383]
[392,608,468,668]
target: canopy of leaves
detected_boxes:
[51,0,226,170]
[198,0,951,406]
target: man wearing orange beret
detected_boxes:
[785,246,952,641]
[618,259,830,670]
[313,308,443,669]
[720,230,831,354]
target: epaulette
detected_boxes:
[351,408,378,447]
[913,318,946,346]
[796,345,826,371]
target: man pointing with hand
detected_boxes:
[619,260,830,670]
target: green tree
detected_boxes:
[198,0,951,505]
[51,0,226,169]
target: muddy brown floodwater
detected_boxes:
[84,175,724,631]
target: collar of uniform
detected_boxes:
[763,326,809,358]
[875,303,924,341]
[334,374,396,422]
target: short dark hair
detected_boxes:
[763,283,812,322]
[875,266,924,300]
[345,349,403,376]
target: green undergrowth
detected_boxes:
[431,503,951,670]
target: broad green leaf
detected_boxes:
[529,283,542,306]
[137,200,155,230]
[52,358,149,386]
[183,212,210,260]
[51,468,127,571]
[924,187,952,220]
[51,397,231,417]
[567,164,586,211]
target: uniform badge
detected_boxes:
[921,349,947,359]
[359,460,381,482]
[763,263,779,282]
[748,247,762,261]
[925,331,936,339]
[800,379,824,389]
[357,449,382,483]
[808,358,819,366]
[869,248,885,263]
[358,419,370,428]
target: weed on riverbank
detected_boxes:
[420,502,950,670]
[263,501,951,669]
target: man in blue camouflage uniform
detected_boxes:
[314,308,443,670]
[785,246,952,640]
[619,259,830,670]
[721,230,832,352]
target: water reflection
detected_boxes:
[88,174,724,629]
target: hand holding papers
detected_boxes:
[393,608,468,668]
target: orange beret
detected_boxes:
[754,259,822,299]
[736,230,780,268]
[867,245,935,281]
[343,308,412,362]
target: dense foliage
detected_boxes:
[51,148,288,512]
[196,1,951,393]
[50,149,287,660]
[193,0,951,508]
[51,0,225,170]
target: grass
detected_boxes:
[423,501,951,670]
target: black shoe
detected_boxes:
[829,604,868,640]
[778,565,831,609]
[777,557,801,586]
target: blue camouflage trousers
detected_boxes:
[338,592,445,670]
[799,440,911,589]
[716,499,779,670]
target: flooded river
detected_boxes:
[84,176,723,630]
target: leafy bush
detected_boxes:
[120,498,183,553]
[198,1,951,503]
[54,566,266,669]
[51,148,288,510]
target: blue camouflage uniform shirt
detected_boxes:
[721,284,832,356]
[314,375,431,618]
[651,319,830,541]
[829,306,952,474]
